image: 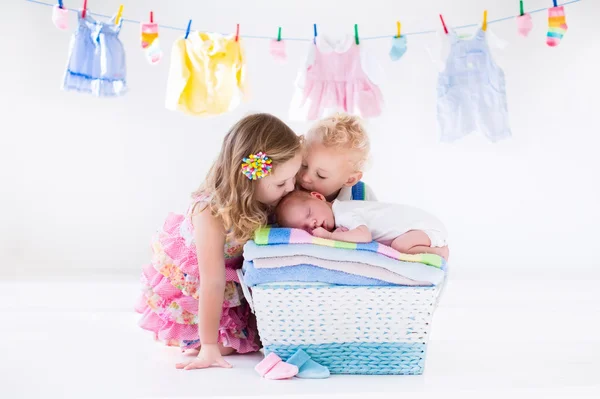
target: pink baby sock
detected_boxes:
[255,353,298,380]
[269,40,287,64]
[516,13,533,37]
[52,4,69,30]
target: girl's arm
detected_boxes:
[193,209,227,347]
[312,225,372,243]
[175,207,232,370]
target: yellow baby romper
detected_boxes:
[165,32,246,116]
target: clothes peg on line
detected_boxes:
[482,10,488,31]
[150,11,154,23]
[354,24,359,45]
[58,0,63,8]
[115,4,124,25]
[439,14,448,34]
[184,19,192,39]
[82,0,88,18]
[396,21,401,38]
[277,27,282,41]
[235,23,240,41]
[520,0,524,16]
[313,24,317,44]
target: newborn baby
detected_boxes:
[275,190,449,260]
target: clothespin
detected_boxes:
[313,24,317,44]
[82,0,87,18]
[396,21,401,38]
[58,0,64,9]
[184,19,192,39]
[235,23,240,41]
[277,27,282,41]
[519,0,524,16]
[439,14,448,34]
[354,24,359,45]
[115,4,124,25]
[482,10,488,31]
[552,0,557,7]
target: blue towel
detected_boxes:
[243,261,394,287]
[244,241,445,286]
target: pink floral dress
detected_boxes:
[135,195,259,353]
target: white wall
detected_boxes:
[2,0,599,278]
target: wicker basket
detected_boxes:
[239,272,445,375]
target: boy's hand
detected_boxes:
[311,227,332,239]
[333,227,349,233]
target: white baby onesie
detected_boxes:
[331,200,448,247]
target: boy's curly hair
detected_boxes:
[305,113,370,170]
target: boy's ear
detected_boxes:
[343,171,363,187]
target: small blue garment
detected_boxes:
[389,36,408,61]
[63,11,127,96]
[286,349,330,379]
[436,28,510,142]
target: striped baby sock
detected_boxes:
[141,22,162,64]
[547,6,568,47]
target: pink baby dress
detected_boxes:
[135,194,259,353]
[290,34,384,120]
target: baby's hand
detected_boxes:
[333,226,349,233]
[311,227,332,239]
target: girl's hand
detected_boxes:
[333,226,349,233]
[311,227,332,239]
[175,344,232,370]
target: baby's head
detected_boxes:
[298,113,370,201]
[275,190,335,232]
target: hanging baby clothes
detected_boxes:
[141,22,162,64]
[52,4,69,31]
[436,28,510,142]
[166,32,246,117]
[290,35,383,121]
[389,36,408,61]
[63,12,127,97]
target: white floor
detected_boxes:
[1,276,599,399]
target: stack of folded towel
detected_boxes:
[243,227,446,287]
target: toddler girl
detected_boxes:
[276,191,449,260]
[136,114,302,370]
[298,113,377,202]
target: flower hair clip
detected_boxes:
[241,152,273,180]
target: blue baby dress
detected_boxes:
[62,11,127,96]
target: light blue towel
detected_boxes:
[244,241,445,286]
[243,261,394,287]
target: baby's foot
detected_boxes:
[435,246,450,261]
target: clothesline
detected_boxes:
[27,0,582,41]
